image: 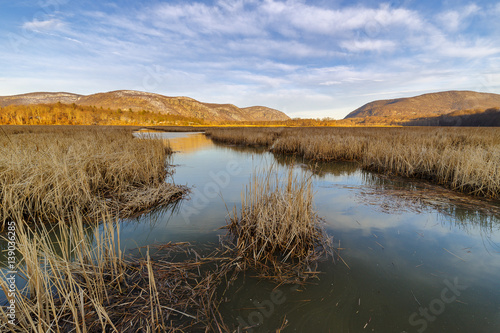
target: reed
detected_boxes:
[205,127,282,146]
[222,166,333,283]
[0,126,187,226]
[0,126,212,332]
[205,127,500,199]
[0,214,230,332]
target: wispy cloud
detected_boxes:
[340,39,396,52]
[436,4,480,32]
[23,18,65,31]
[259,1,423,35]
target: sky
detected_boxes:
[1,0,500,119]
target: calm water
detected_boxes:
[4,132,500,332]
[127,132,500,333]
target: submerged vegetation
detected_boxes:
[206,127,500,200]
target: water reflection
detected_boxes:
[355,173,500,233]
[182,133,500,332]
[0,221,98,306]
[272,152,360,178]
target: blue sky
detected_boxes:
[1,0,499,118]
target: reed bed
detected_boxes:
[222,167,333,284]
[0,126,341,331]
[0,126,187,226]
[205,127,500,199]
[205,127,282,146]
[0,215,230,332]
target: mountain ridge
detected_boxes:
[0,90,289,122]
[345,90,500,120]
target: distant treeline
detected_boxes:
[0,103,398,127]
[0,103,206,126]
[405,108,500,127]
[219,117,400,127]
[2,102,497,127]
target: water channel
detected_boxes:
[126,132,500,332]
[2,131,500,332]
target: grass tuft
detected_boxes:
[222,166,333,283]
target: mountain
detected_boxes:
[0,92,81,105]
[0,90,289,122]
[345,91,500,120]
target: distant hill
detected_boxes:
[345,91,500,120]
[0,90,289,122]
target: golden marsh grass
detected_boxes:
[205,127,283,146]
[0,126,187,226]
[0,215,229,332]
[206,127,500,199]
[222,167,334,283]
[0,125,208,331]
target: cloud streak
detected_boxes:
[23,18,65,31]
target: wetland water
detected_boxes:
[3,131,500,332]
[129,132,500,333]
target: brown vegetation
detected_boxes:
[205,127,500,200]
[0,126,317,332]
[0,126,187,226]
[0,103,205,126]
[206,127,283,146]
[222,167,334,284]
[0,215,230,332]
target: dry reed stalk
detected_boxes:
[222,166,334,284]
[0,214,233,332]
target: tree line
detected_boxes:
[0,103,206,126]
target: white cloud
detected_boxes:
[148,1,264,37]
[319,81,341,86]
[439,42,500,58]
[225,38,340,58]
[23,18,65,31]
[340,39,396,52]
[426,33,500,58]
[436,4,480,32]
[142,0,424,41]
[233,71,289,87]
[260,1,423,36]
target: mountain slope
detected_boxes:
[0,90,289,122]
[241,106,288,121]
[345,91,500,120]
[0,92,81,106]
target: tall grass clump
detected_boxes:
[223,166,333,283]
[0,127,187,226]
[0,215,228,332]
